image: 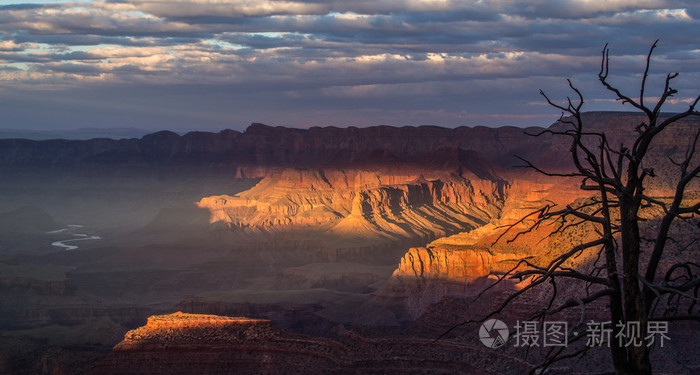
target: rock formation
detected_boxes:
[114,312,273,347]
[197,166,508,243]
[2,112,699,374]
[0,112,695,180]
[94,311,529,374]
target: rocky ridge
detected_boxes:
[114,312,273,347]
[197,166,508,242]
[95,311,527,374]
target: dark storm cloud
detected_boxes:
[0,0,698,131]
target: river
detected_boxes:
[47,224,101,250]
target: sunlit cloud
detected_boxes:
[0,0,698,130]
[0,40,36,50]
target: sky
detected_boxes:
[0,1,699,132]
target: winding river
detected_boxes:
[47,224,101,250]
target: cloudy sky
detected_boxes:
[0,0,699,132]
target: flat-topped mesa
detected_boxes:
[115,312,273,349]
[96,310,535,375]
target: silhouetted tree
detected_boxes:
[446,41,700,375]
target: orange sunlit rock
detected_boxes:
[197,165,510,242]
[115,312,272,351]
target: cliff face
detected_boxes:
[394,246,516,282]
[113,312,274,349]
[95,311,529,374]
[382,186,700,318]
[187,112,699,318]
[197,163,508,243]
[376,173,603,317]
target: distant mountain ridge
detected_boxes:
[0,112,697,174]
[0,127,155,141]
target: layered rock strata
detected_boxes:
[197,167,507,242]
[95,312,528,374]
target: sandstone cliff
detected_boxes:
[95,311,530,374]
[382,185,700,318]
[197,165,508,243]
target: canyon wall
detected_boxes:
[2,112,695,173]
[197,166,508,242]
[94,311,531,374]
[2,112,699,374]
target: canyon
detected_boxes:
[0,112,698,374]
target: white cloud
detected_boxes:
[0,40,37,51]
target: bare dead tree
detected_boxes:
[441,41,700,375]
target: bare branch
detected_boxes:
[531,288,613,319]
[514,155,581,177]
[514,269,609,286]
[639,39,659,109]
[448,41,700,373]
[598,44,652,117]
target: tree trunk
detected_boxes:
[605,241,628,373]
[618,196,652,375]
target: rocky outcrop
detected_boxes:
[114,312,274,348]
[375,173,601,317]
[394,246,516,282]
[94,311,529,374]
[198,165,508,243]
[381,181,700,319]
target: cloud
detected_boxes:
[0,40,37,51]
[0,0,698,130]
[489,0,672,20]
[104,0,499,19]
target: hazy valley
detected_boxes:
[0,112,699,374]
